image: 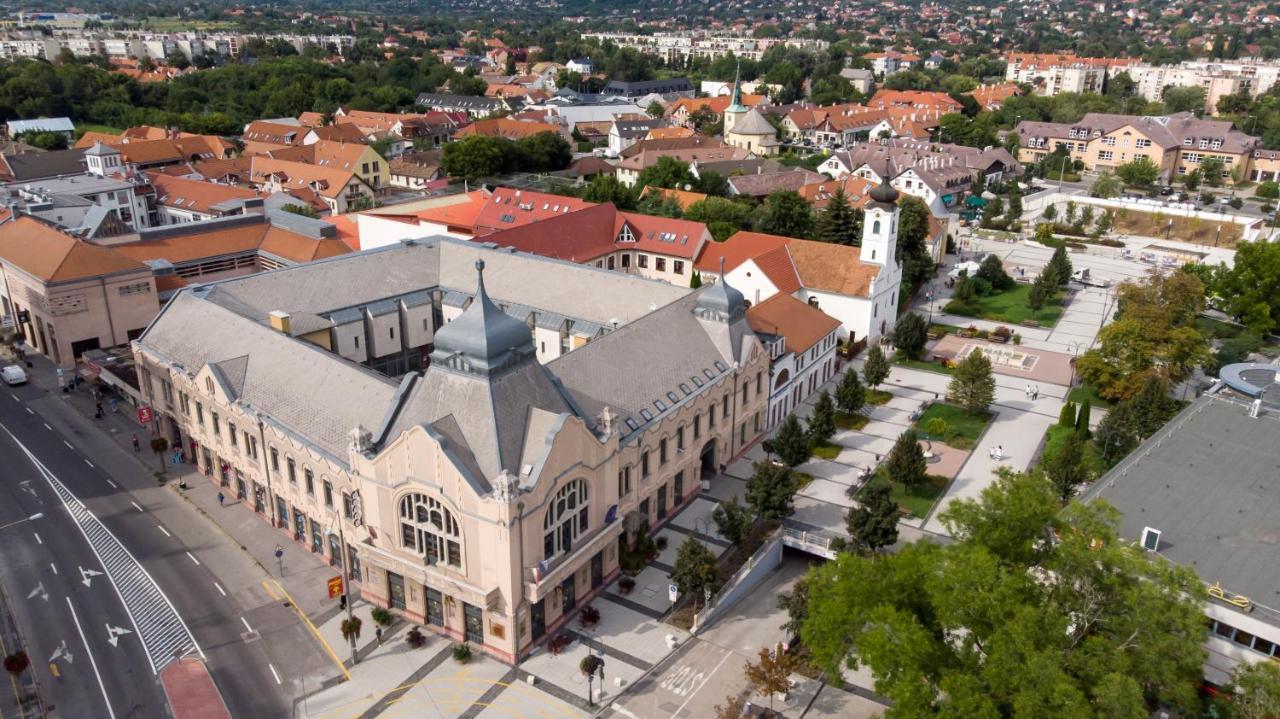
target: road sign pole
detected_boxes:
[337,521,358,666]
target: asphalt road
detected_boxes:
[0,381,336,718]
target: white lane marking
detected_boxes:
[10,394,18,402]
[62,440,74,450]
[84,459,93,468]
[157,525,171,537]
[670,650,732,719]
[214,582,226,597]
[24,407,32,415]
[269,663,281,685]
[42,423,51,430]
[67,597,117,719]
[33,532,41,545]
[185,552,200,566]
[106,480,117,488]
[130,502,143,513]
[241,617,253,633]
[50,563,57,575]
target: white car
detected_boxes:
[1,364,27,386]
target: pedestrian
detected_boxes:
[95,401,103,419]
[375,626,383,645]
[109,397,118,413]
[217,491,224,507]
[132,434,140,452]
[1033,385,1040,400]
[1025,384,1032,398]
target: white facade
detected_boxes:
[761,328,840,430]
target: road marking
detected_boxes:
[214,582,226,597]
[104,624,133,647]
[27,582,47,602]
[33,532,41,545]
[269,663,282,685]
[66,598,116,719]
[261,580,280,601]
[62,440,73,450]
[670,650,732,719]
[49,564,57,575]
[10,394,17,402]
[1,425,203,672]
[130,502,143,513]
[157,525,171,537]
[24,407,32,414]
[240,617,253,633]
[42,423,50,431]
[80,567,104,587]
[106,480,117,488]
[268,578,350,681]
[84,459,93,468]
[185,552,200,566]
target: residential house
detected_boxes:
[608,117,667,155]
[455,118,566,142]
[242,120,309,155]
[262,140,390,193]
[863,50,920,75]
[665,94,767,128]
[969,83,1021,111]
[388,152,443,190]
[248,157,376,214]
[615,145,751,187]
[148,173,263,224]
[0,147,87,182]
[726,169,825,199]
[415,93,513,119]
[839,68,874,95]
[746,292,842,429]
[1004,53,1133,96]
[602,78,694,99]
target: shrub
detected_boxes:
[3,651,29,676]
[654,535,668,551]
[548,633,572,654]
[618,575,636,594]
[1255,180,1279,199]
[406,628,427,649]
[371,607,393,627]
[579,604,601,628]
[945,434,976,450]
[923,417,949,437]
[452,642,472,663]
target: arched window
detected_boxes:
[398,494,462,568]
[774,368,791,389]
[543,479,589,560]
[872,219,882,235]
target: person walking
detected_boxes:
[375,626,383,645]
[217,492,224,507]
[132,434,140,452]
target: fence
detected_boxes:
[690,531,783,634]
[1030,192,1266,242]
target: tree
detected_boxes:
[753,190,814,239]
[896,196,934,288]
[1256,180,1280,200]
[1162,85,1207,114]
[892,312,928,360]
[808,390,836,447]
[1214,240,1280,335]
[1094,402,1140,462]
[743,644,795,712]
[441,135,506,181]
[690,272,702,289]
[1226,660,1280,719]
[580,175,638,209]
[1116,156,1160,188]
[1127,374,1177,439]
[834,368,865,415]
[671,537,719,608]
[711,496,753,545]
[862,345,890,388]
[282,203,320,219]
[1047,246,1075,285]
[771,414,811,467]
[815,188,858,245]
[776,575,809,637]
[3,651,28,677]
[150,436,169,474]
[516,132,572,172]
[684,197,753,240]
[1027,271,1050,310]
[846,482,899,553]
[1090,170,1123,198]
[949,351,996,415]
[801,471,1208,719]
[340,616,362,660]
[636,156,695,190]
[745,461,798,520]
[1042,202,1057,222]
[885,430,926,487]
[17,131,68,150]
[1075,399,1091,436]
[714,695,748,719]
[976,254,1014,291]
[1058,401,1077,428]
[646,101,665,118]
[1046,431,1088,503]
[1200,156,1226,187]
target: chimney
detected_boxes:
[268,310,292,334]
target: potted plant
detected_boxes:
[371,607,393,628]
[579,604,601,629]
[618,576,636,594]
[654,535,668,551]
[406,627,427,649]
[548,633,571,655]
[452,642,472,663]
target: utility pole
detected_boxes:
[332,522,358,665]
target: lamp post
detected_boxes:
[1066,341,1084,390]
[924,283,935,326]
[0,513,42,531]
[327,521,358,666]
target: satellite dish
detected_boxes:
[683,184,693,191]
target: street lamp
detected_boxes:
[1066,341,1084,390]
[326,521,358,666]
[0,513,42,531]
[924,283,935,326]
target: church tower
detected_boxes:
[860,173,900,267]
[723,61,747,136]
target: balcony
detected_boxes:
[524,519,622,604]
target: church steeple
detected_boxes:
[725,59,748,135]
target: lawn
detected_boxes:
[1066,383,1114,409]
[895,355,953,375]
[75,122,122,137]
[1111,208,1243,247]
[812,443,842,460]
[834,411,869,431]
[860,469,951,519]
[1039,424,1108,476]
[947,284,1065,326]
[867,389,893,405]
[913,403,991,442]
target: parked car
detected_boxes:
[1,364,27,386]
[1159,186,1174,196]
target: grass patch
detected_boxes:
[1066,383,1114,409]
[860,469,950,519]
[834,411,869,431]
[913,403,991,442]
[793,471,815,489]
[1196,315,1246,340]
[75,122,123,137]
[867,389,893,405]
[896,356,953,375]
[812,443,842,461]
[946,284,1065,327]
[1040,424,1108,476]
[1111,208,1243,247]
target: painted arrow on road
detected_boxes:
[26,581,47,602]
[79,566,103,587]
[105,624,133,647]
[48,639,73,664]
[19,480,37,498]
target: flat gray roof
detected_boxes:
[1085,393,1280,621]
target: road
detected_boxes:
[0,380,339,718]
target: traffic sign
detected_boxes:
[137,405,153,424]
[668,583,679,603]
[327,576,343,599]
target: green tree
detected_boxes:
[1075,399,1091,436]
[745,460,798,520]
[1162,85,1207,114]
[949,350,996,415]
[17,131,68,150]
[636,156,695,190]
[1116,156,1160,188]
[846,482,899,553]
[580,174,638,209]
[770,414,811,467]
[976,254,1014,291]
[1225,660,1280,719]
[646,100,665,118]
[815,188,858,245]
[1127,374,1177,439]
[776,575,809,637]
[892,312,929,360]
[1027,271,1050,310]
[885,430,926,487]
[1046,431,1088,503]
[1058,401,1077,428]
[1200,156,1226,187]
[1094,402,1139,461]
[441,135,507,181]
[808,390,836,447]
[753,190,814,239]
[711,496,753,545]
[862,345,890,388]
[1047,246,1072,285]
[1215,240,1280,335]
[834,368,865,415]
[690,271,703,288]
[801,471,1207,719]
[671,537,719,608]
[1042,202,1057,221]
[897,196,935,288]
[684,197,753,240]
[1091,170,1123,198]
[1255,180,1280,200]
[516,131,572,172]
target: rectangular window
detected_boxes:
[229,422,238,448]
[287,458,297,484]
[655,258,666,272]
[618,466,631,496]
[641,450,650,479]
[1135,138,1151,148]
[673,260,684,275]
[1101,136,1115,146]
[638,254,648,268]
[676,426,685,451]
[659,437,668,464]
[305,468,314,495]
[270,447,279,473]
[693,415,701,440]
[1098,150,1113,161]
[196,402,204,424]
[211,412,220,437]
[722,396,730,419]
[708,407,716,428]
[756,371,763,396]
[323,480,333,508]
[343,493,354,520]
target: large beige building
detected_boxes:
[133,238,768,663]
[1004,53,1133,96]
[1013,112,1259,182]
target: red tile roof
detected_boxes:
[746,292,841,354]
[473,187,594,234]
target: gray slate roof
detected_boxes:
[1084,394,1280,616]
[2,148,86,182]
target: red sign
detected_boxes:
[327,576,343,599]
[137,405,153,424]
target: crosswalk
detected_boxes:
[5,427,203,674]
